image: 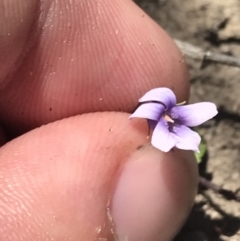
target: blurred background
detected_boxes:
[134,1,240,240]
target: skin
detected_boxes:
[0,0,198,240]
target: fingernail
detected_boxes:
[111,146,198,241]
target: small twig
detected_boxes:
[199,176,240,202]
[174,39,240,68]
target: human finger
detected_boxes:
[0,0,189,134]
[0,113,197,241]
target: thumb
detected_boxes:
[0,113,198,241]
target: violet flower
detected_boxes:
[130,88,218,152]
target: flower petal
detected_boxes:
[129,103,165,121]
[139,88,176,109]
[151,119,177,152]
[170,102,218,127]
[173,125,201,152]
[148,119,158,130]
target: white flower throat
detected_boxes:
[164,114,175,123]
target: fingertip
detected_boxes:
[0,112,197,241]
[0,0,189,133]
[0,113,149,240]
[111,145,198,241]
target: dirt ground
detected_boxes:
[134,0,240,240]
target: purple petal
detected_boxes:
[170,102,218,127]
[151,119,177,152]
[148,119,158,130]
[129,103,165,121]
[139,88,176,109]
[173,125,201,152]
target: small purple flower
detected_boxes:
[130,88,218,152]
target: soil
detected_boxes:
[134,0,240,240]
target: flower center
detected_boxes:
[164,114,175,123]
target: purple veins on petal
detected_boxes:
[151,119,177,152]
[129,102,165,121]
[170,102,218,127]
[173,125,201,152]
[139,88,176,109]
